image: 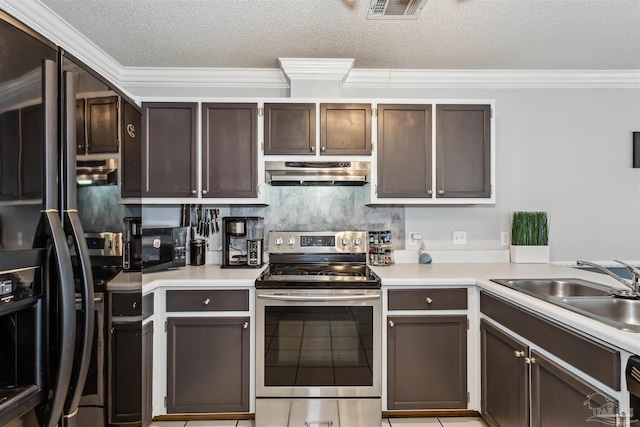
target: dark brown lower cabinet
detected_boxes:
[109,321,142,424]
[142,321,153,427]
[387,315,467,410]
[481,320,618,427]
[167,317,249,413]
[480,320,528,427]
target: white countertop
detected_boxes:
[107,271,142,291]
[142,261,640,355]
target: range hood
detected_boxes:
[76,158,118,186]
[265,161,370,186]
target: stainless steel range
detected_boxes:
[255,231,382,427]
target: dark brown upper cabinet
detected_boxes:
[319,103,371,155]
[264,103,316,155]
[121,100,142,198]
[377,104,433,198]
[141,102,198,197]
[0,109,21,200]
[436,104,491,198]
[86,96,119,154]
[201,103,258,198]
[75,98,86,154]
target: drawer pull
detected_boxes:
[514,350,525,358]
[525,357,536,364]
[425,297,433,304]
[388,320,394,328]
[202,298,211,306]
[243,321,249,329]
[132,301,137,309]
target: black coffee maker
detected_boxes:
[222,217,264,268]
[123,216,142,271]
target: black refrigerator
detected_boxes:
[0,11,95,427]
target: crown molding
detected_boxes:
[279,58,355,82]
[345,69,640,89]
[118,67,289,88]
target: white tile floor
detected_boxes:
[150,417,488,427]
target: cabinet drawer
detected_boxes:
[166,290,249,312]
[142,293,154,320]
[112,292,142,317]
[388,288,467,310]
[480,291,620,391]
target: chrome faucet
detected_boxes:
[576,259,640,297]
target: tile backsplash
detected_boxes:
[232,186,405,248]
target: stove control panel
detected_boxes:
[269,231,367,254]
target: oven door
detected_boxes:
[256,289,381,398]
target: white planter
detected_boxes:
[510,245,550,264]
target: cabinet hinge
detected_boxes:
[467,319,470,330]
[117,100,120,111]
[371,142,374,152]
[371,108,377,118]
[164,321,167,332]
[258,107,264,117]
[164,396,167,408]
[490,108,493,118]
[467,392,470,403]
[261,141,264,152]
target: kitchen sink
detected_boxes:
[490,278,613,298]
[560,298,640,332]
[490,278,640,332]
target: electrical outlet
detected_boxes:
[501,232,510,246]
[452,231,467,245]
[407,231,422,247]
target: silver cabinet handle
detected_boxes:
[437,189,445,195]
[425,297,433,304]
[202,189,208,195]
[191,190,197,195]
[310,146,315,152]
[305,422,333,427]
[427,190,433,195]
[202,298,211,306]
[258,294,380,302]
[388,320,394,328]
[525,357,536,364]
[320,146,326,152]
[514,350,525,358]
[132,301,138,309]
[243,321,249,329]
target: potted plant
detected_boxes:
[510,211,550,263]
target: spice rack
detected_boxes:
[368,230,394,266]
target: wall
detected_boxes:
[142,85,640,263]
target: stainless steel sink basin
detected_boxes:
[490,278,640,332]
[560,298,640,332]
[491,278,613,298]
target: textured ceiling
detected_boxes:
[39,0,640,70]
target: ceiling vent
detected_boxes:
[367,0,429,20]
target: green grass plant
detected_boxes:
[511,211,549,246]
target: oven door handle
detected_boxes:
[257,293,380,301]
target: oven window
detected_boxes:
[264,306,373,386]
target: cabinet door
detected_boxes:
[109,322,142,424]
[167,317,249,413]
[480,320,528,427]
[142,321,153,427]
[142,102,197,197]
[320,103,371,155]
[202,103,258,198]
[530,350,617,427]
[377,104,432,198]
[264,103,316,155]
[87,96,119,153]
[436,104,491,198]
[0,109,20,200]
[20,104,44,200]
[76,98,86,155]
[121,100,142,198]
[387,315,467,410]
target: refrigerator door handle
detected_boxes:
[61,70,95,425]
[40,211,77,427]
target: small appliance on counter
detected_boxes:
[368,230,394,265]
[123,217,142,271]
[142,226,187,272]
[222,217,264,268]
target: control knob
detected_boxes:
[287,237,296,246]
[353,238,361,246]
[274,237,283,246]
[341,238,349,246]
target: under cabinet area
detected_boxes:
[386,288,469,411]
[480,291,624,427]
[163,289,251,414]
